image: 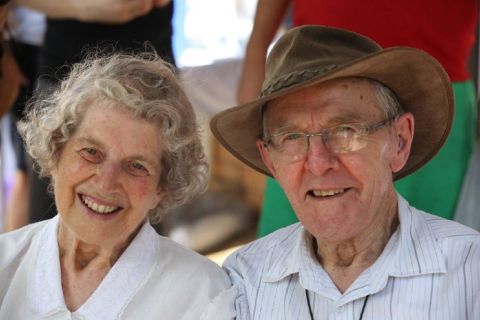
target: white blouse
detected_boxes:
[0,215,236,320]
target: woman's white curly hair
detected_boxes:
[18,52,208,223]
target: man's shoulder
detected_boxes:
[224,223,302,267]
[414,209,480,266]
[419,210,480,243]
[399,196,480,244]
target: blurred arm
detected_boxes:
[0,3,7,30]
[237,0,291,103]
[13,0,170,24]
[4,172,30,232]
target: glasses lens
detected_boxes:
[326,124,367,153]
[271,132,306,156]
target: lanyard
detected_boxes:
[305,289,370,320]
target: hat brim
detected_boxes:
[210,47,454,180]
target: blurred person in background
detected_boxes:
[6,0,175,229]
[3,4,45,231]
[0,52,235,319]
[238,0,479,236]
[0,0,23,118]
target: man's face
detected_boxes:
[258,78,413,243]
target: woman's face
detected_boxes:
[51,103,164,249]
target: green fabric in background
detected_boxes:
[258,177,297,237]
[258,81,477,237]
[395,81,477,219]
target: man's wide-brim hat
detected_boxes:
[210,25,454,180]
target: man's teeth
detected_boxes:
[82,195,118,214]
[312,189,345,197]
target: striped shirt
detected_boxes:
[223,195,480,319]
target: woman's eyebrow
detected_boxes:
[76,136,160,166]
[76,136,104,147]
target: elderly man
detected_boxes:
[211,26,480,319]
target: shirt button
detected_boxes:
[337,305,345,313]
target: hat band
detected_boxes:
[261,64,338,97]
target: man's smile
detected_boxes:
[306,187,352,199]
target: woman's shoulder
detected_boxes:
[143,231,236,319]
[153,232,229,280]
[0,219,51,269]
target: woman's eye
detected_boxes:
[78,148,102,163]
[127,161,149,177]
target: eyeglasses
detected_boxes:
[265,115,400,160]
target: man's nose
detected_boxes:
[304,135,339,174]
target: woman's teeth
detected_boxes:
[81,195,118,214]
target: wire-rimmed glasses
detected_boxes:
[265,115,400,159]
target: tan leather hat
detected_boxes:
[210,25,454,180]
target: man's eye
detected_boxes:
[126,161,149,177]
[282,133,304,142]
[331,125,360,137]
[79,148,102,163]
[335,125,357,132]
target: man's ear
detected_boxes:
[257,139,277,177]
[390,112,414,173]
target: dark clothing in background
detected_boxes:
[9,41,39,119]
[39,4,175,80]
[9,41,39,172]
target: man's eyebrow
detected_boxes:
[269,122,301,134]
[327,113,366,124]
[272,112,366,132]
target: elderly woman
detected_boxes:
[0,53,235,319]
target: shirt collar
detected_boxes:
[261,194,447,293]
[261,223,304,283]
[28,216,159,320]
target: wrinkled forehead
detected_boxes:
[263,77,384,130]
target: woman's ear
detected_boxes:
[49,161,57,179]
[390,112,414,173]
[152,187,164,210]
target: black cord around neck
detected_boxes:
[305,289,370,320]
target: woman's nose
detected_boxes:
[94,162,121,192]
